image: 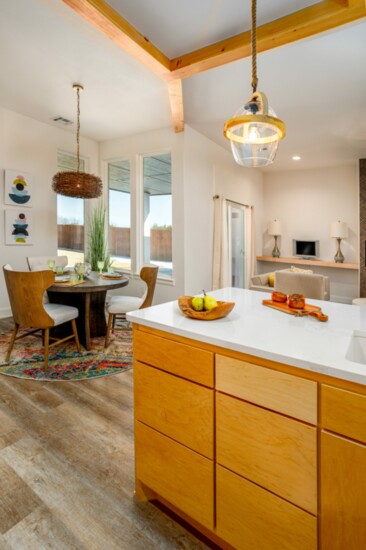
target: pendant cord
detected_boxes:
[251,0,258,93]
[76,87,80,173]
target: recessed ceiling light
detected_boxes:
[292,155,301,161]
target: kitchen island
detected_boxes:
[127,288,366,550]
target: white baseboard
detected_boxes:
[0,307,12,319]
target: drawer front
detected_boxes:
[134,361,214,458]
[216,465,317,550]
[216,354,317,424]
[216,393,317,514]
[322,384,366,444]
[134,329,214,387]
[135,421,214,530]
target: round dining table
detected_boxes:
[47,271,129,350]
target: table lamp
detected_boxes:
[268,220,282,258]
[330,221,348,263]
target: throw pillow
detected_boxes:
[290,266,313,274]
[268,272,275,287]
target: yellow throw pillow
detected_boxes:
[268,272,275,287]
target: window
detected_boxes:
[108,160,131,271]
[143,153,172,279]
[57,151,85,263]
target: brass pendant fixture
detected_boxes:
[224,0,286,167]
[52,84,102,198]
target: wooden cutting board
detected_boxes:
[262,299,322,316]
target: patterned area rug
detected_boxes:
[0,325,132,381]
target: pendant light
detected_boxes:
[224,0,286,167]
[52,84,102,198]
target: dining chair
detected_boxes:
[3,264,80,369]
[27,255,68,271]
[104,265,158,347]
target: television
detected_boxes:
[292,240,319,259]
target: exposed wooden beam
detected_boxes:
[62,0,170,78]
[167,80,184,133]
[169,0,366,80]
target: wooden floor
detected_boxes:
[0,318,212,550]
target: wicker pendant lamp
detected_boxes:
[224,0,286,167]
[52,84,102,198]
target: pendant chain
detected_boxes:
[251,0,258,93]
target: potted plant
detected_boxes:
[86,202,110,272]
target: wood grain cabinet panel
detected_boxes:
[216,354,317,424]
[321,384,366,444]
[135,422,214,530]
[321,431,366,550]
[216,465,317,550]
[133,329,214,387]
[216,393,317,514]
[134,361,214,458]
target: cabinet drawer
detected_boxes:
[216,393,317,514]
[135,421,214,530]
[134,361,214,458]
[322,384,366,444]
[216,465,317,550]
[134,330,214,387]
[216,354,317,424]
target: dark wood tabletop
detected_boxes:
[47,271,129,350]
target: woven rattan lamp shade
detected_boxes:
[52,171,102,199]
[52,84,102,199]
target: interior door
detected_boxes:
[227,202,245,288]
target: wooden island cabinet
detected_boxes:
[132,324,366,550]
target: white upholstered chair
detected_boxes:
[27,255,68,271]
[3,264,80,369]
[275,271,330,300]
[105,265,158,347]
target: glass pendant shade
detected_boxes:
[224,92,286,167]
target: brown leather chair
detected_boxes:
[104,265,158,347]
[3,264,80,369]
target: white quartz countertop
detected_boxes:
[127,288,366,386]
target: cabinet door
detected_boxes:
[135,361,214,458]
[321,431,366,550]
[135,422,214,530]
[216,392,317,514]
[216,465,317,550]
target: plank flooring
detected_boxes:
[0,318,213,550]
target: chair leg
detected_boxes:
[44,328,50,370]
[105,313,114,348]
[71,319,81,353]
[5,323,19,363]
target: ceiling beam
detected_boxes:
[167,80,184,133]
[169,0,366,80]
[62,0,170,78]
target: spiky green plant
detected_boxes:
[87,202,110,271]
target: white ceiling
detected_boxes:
[0,0,365,171]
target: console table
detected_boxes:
[256,256,359,270]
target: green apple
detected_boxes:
[203,290,218,311]
[191,296,204,311]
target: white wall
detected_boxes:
[262,165,359,302]
[0,107,99,317]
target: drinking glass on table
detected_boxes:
[55,266,64,276]
[47,259,55,271]
[77,263,86,282]
[97,260,104,275]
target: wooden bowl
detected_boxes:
[178,296,235,321]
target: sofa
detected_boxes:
[250,269,330,300]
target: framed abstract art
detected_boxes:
[5,209,33,245]
[4,169,33,207]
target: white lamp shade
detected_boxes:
[268,220,282,236]
[330,221,348,239]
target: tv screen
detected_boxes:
[293,240,319,258]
